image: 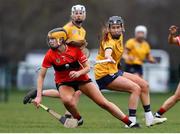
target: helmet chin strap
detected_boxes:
[136,37,145,42]
[111,34,121,39]
[49,45,59,51]
[75,20,83,25]
[72,19,83,27]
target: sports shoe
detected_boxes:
[23,89,37,104]
[77,117,83,126]
[64,111,73,118]
[59,116,78,128]
[146,117,167,127]
[128,122,141,128]
[154,113,167,120]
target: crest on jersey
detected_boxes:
[72,29,77,34]
[56,58,60,63]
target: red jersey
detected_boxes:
[42,46,90,83]
[176,36,180,46]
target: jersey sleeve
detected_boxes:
[125,39,133,50]
[42,51,52,68]
[63,24,70,38]
[77,48,87,64]
[103,40,114,50]
[176,36,180,46]
[146,43,151,54]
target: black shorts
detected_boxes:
[96,70,124,90]
[56,79,92,91]
[125,64,143,75]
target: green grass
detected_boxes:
[0,91,180,132]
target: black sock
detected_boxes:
[129,109,136,117]
[143,105,151,112]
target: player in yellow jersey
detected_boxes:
[155,25,180,119]
[94,16,166,127]
[123,25,156,77]
[63,4,89,57]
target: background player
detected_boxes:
[123,25,156,77]
[154,25,180,118]
[94,16,166,126]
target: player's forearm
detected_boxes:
[147,55,156,63]
[122,52,129,61]
[36,74,45,97]
[79,61,90,75]
[105,49,113,59]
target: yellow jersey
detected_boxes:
[94,33,124,80]
[125,38,151,65]
[63,22,86,42]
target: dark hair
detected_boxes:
[99,23,109,42]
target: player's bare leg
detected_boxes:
[155,82,180,117]
[58,86,83,126]
[65,90,81,117]
[23,88,81,118]
[79,82,140,128]
[42,89,59,98]
[123,72,167,126]
[106,76,140,124]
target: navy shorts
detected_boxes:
[125,64,143,75]
[96,70,124,90]
[56,79,92,91]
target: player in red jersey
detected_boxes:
[155,25,180,119]
[24,27,139,128]
[23,5,88,118]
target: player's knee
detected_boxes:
[174,94,180,101]
[141,81,149,93]
[131,85,141,96]
[62,96,74,106]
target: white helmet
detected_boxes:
[135,25,147,38]
[71,4,86,16]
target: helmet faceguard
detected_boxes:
[71,5,86,25]
[107,16,125,39]
[108,16,125,32]
[135,25,147,39]
[47,28,67,50]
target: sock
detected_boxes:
[121,116,132,126]
[129,109,137,123]
[143,105,151,112]
[145,111,154,125]
[157,107,166,115]
[129,116,136,123]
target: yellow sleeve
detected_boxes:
[125,39,134,50]
[146,43,151,54]
[84,30,86,39]
[103,40,114,50]
[63,24,70,38]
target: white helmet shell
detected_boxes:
[71,5,86,16]
[135,25,147,38]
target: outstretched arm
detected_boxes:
[105,48,116,63]
[147,53,156,63]
[33,67,48,107]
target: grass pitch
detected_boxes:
[0,90,180,133]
